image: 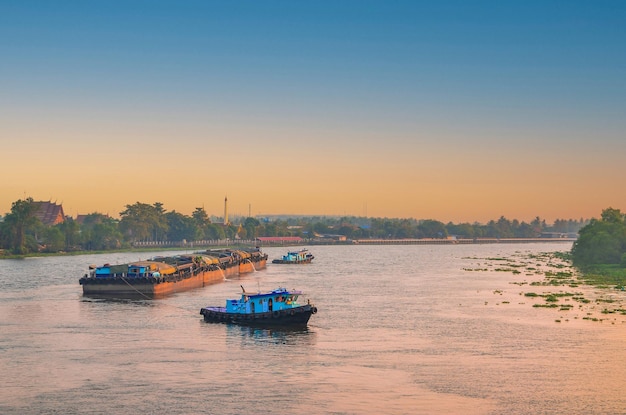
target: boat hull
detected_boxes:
[80,257,267,299]
[271,258,313,264]
[200,304,317,327]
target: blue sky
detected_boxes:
[1,1,625,222]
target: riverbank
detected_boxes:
[1,237,575,259]
[0,245,235,260]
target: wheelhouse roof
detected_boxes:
[240,288,303,299]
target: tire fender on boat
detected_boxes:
[311,306,318,314]
[289,309,295,316]
[272,311,280,318]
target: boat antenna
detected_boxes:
[240,285,246,293]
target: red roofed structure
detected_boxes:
[32,201,65,226]
[255,236,303,244]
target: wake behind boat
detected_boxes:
[271,248,314,264]
[200,286,317,327]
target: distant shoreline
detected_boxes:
[348,238,576,245]
[0,238,575,260]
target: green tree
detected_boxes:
[1,198,41,254]
[165,211,200,241]
[91,221,124,250]
[418,219,447,238]
[193,207,216,240]
[58,217,80,251]
[119,202,168,242]
[515,221,536,238]
[446,222,475,238]
[243,217,260,239]
[601,207,624,224]
[572,208,626,266]
[205,223,226,240]
[79,214,123,250]
[531,216,546,235]
[42,227,65,252]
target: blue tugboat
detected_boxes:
[272,248,314,264]
[200,286,317,327]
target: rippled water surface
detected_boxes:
[1,243,625,414]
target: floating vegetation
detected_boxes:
[503,263,525,268]
[494,268,521,274]
[545,271,573,278]
[465,250,626,324]
[545,294,560,302]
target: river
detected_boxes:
[0,242,624,414]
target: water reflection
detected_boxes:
[227,324,317,346]
[80,297,156,307]
[4,243,626,415]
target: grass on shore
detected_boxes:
[577,264,626,290]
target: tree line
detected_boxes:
[0,197,589,255]
[571,207,626,267]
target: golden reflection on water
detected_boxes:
[0,243,625,414]
[300,364,496,415]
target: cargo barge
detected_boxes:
[79,248,267,299]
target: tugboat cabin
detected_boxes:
[226,287,303,314]
[283,250,310,262]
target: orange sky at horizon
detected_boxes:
[2,138,623,224]
[2,105,625,224]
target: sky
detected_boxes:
[1,1,625,224]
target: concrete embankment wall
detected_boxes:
[352,238,576,245]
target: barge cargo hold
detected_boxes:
[79,249,267,299]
